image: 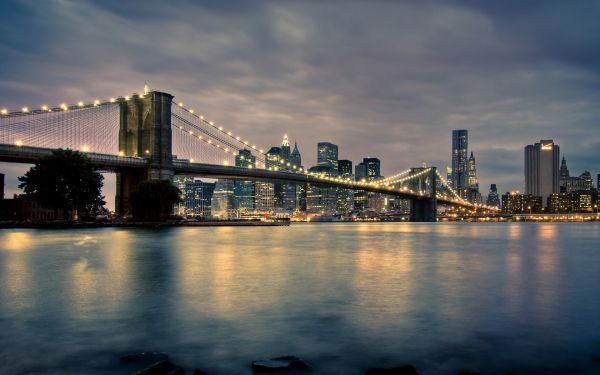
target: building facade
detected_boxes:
[317,142,338,169]
[451,130,468,196]
[524,139,560,206]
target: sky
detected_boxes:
[1,0,599,209]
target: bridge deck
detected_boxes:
[0,144,465,206]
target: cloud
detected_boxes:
[1,0,599,209]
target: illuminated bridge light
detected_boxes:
[110,98,116,103]
[1,108,7,115]
[81,145,90,152]
[22,107,29,113]
[78,101,84,107]
[15,140,23,147]
[41,105,48,111]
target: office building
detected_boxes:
[525,139,560,206]
[451,130,468,195]
[290,141,302,168]
[338,160,353,177]
[467,151,481,203]
[363,157,381,181]
[183,180,215,217]
[212,179,235,219]
[234,149,256,211]
[317,142,338,169]
[486,184,500,207]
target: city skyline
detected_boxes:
[1,1,600,203]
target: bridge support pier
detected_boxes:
[115,91,174,215]
[410,198,437,222]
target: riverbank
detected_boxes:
[0,219,290,229]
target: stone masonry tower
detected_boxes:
[115,91,174,214]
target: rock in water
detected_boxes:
[252,356,311,372]
[365,365,419,375]
[120,352,169,364]
[133,360,184,375]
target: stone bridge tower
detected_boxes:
[115,91,174,214]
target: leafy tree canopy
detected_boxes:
[130,179,182,220]
[18,149,105,219]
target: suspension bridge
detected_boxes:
[0,89,497,221]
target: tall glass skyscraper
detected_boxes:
[525,139,560,206]
[363,158,381,181]
[451,130,468,195]
[317,142,338,169]
[234,149,256,211]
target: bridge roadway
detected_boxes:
[0,144,463,206]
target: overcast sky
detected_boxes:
[1,0,599,209]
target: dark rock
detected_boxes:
[365,365,419,375]
[252,356,311,372]
[133,360,184,375]
[120,352,169,364]
[193,369,208,375]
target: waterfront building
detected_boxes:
[486,184,500,207]
[525,139,560,206]
[306,165,338,215]
[234,149,256,211]
[336,159,354,213]
[501,192,543,214]
[183,180,215,217]
[317,142,338,169]
[451,130,468,196]
[547,193,572,213]
[211,179,235,219]
[173,176,193,215]
[255,182,275,212]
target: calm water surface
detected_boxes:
[1,223,600,374]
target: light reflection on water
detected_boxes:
[0,223,600,374]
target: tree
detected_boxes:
[18,149,105,220]
[130,179,182,220]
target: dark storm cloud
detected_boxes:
[1,0,600,207]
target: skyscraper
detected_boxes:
[337,160,354,213]
[467,152,481,203]
[524,139,560,205]
[281,134,291,161]
[486,184,500,207]
[451,130,468,196]
[338,160,353,176]
[211,179,235,219]
[559,156,570,192]
[290,141,302,167]
[317,142,338,169]
[183,180,215,217]
[363,158,381,181]
[234,149,256,211]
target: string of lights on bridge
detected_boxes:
[1,92,499,211]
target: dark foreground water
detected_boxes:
[1,223,600,374]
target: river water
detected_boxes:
[1,223,600,374]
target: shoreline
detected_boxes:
[0,220,290,229]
